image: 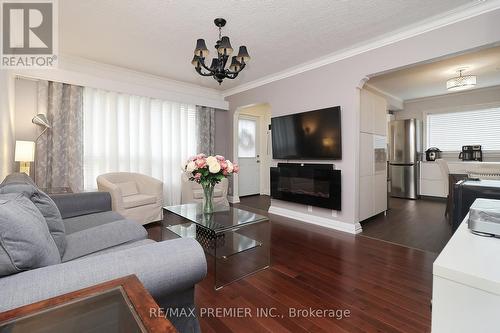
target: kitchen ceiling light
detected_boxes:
[446,69,477,91]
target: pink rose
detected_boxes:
[233,163,240,173]
[215,155,225,161]
[196,153,206,159]
[194,173,202,182]
[219,160,228,170]
[195,158,207,168]
[223,170,228,176]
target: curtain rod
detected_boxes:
[15,74,42,82]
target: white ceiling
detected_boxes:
[60,0,481,91]
[368,45,500,101]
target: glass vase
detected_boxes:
[202,183,215,214]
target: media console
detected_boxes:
[270,163,341,210]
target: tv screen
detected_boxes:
[271,106,342,159]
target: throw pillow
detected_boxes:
[0,183,67,257]
[116,181,139,197]
[0,193,61,277]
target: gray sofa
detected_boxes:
[0,173,206,333]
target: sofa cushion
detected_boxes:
[116,181,139,197]
[0,193,61,277]
[192,188,224,199]
[63,211,124,234]
[0,179,67,257]
[61,219,148,262]
[122,194,156,209]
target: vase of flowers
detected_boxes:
[184,154,239,214]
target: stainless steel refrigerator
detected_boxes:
[388,119,422,199]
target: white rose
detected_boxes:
[209,162,221,173]
[206,156,217,165]
[226,161,234,173]
[186,161,196,172]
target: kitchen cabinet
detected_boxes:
[359,89,388,221]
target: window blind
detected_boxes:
[427,107,500,151]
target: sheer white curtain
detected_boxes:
[83,87,197,205]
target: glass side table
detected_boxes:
[164,203,270,290]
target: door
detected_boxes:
[238,115,260,196]
[390,164,418,199]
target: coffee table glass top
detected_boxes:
[164,203,268,233]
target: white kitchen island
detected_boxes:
[432,216,500,332]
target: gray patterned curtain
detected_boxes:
[35,81,84,192]
[196,105,215,155]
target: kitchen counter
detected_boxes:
[432,216,500,332]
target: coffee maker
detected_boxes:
[459,145,483,161]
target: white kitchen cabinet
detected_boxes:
[419,162,446,198]
[359,88,388,221]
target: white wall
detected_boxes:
[225,9,500,233]
[14,78,39,141]
[13,55,228,110]
[0,71,16,181]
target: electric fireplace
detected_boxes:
[270,164,341,210]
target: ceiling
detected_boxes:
[368,45,500,101]
[60,0,481,91]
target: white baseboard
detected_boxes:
[228,195,240,204]
[268,205,362,234]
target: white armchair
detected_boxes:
[181,175,229,207]
[96,172,163,225]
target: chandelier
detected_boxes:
[446,69,477,91]
[192,18,250,85]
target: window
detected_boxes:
[427,107,500,151]
[83,87,197,205]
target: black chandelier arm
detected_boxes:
[224,62,246,76]
[224,72,239,80]
[198,57,215,73]
[195,66,214,77]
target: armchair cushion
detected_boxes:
[116,181,139,197]
[122,194,157,209]
[192,188,224,199]
[0,194,61,277]
[62,219,148,262]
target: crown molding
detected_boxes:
[222,0,500,98]
[365,83,404,104]
[58,54,225,99]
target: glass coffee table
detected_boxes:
[164,203,270,290]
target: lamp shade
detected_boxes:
[15,141,35,162]
[217,36,233,55]
[32,113,51,128]
[194,39,209,58]
[229,56,241,71]
[210,58,219,70]
[236,46,250,63]
[191,55,200,66]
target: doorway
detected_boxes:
[238,115,260,196]
[233,103,272,199]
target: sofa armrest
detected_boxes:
[96,176,124,212]
[0,238,207,312]
[50,192,112,219]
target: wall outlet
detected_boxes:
[307,205,313,212]
[331,210,338,218]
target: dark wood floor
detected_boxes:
[361,197,452,253]
[146,196,436,333]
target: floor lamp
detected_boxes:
[32,113,51,184]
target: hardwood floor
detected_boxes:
[146,196,436,333]
[361,197,452,253]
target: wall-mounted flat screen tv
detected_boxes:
[271,106,342,159]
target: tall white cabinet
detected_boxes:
[359,89,388,221]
